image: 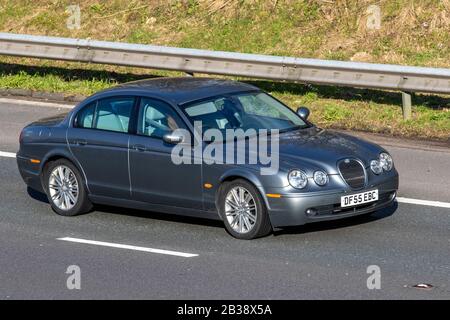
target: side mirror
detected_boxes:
[296,106,310,120]
[163,133,184,144]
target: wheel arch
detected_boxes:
[39,149,90,194]
[215,169,269,215]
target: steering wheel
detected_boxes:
[145,118,169,130]
[221,99,243,128]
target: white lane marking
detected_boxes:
[0,151,16,158]
[57,237,199,258]
[396,197,450,209]
[0,98,74,109]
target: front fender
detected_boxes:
[217,167,271,213]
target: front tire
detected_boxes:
[44,159,92,216]
[219,179,272,239]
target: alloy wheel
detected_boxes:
[224,186,257,234]
[48,165,79,211]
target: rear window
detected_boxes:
[75,97,135,133]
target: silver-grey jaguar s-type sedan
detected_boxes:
[17,77,398,239]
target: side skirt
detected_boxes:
[88,195,222,221]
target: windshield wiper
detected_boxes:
[279,125,307,134]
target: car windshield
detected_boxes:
[180,92,308,133]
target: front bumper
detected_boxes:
[266,173,399,228]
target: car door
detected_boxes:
[129,97,203,209]
[67,96,136,199]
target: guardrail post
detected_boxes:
[401,91,412,120]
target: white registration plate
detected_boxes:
[341,190,378,208]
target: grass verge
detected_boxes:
[0,1,448,140]
[0,58,448,142]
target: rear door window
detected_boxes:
[95,97,135,133]
[75,97,136,133]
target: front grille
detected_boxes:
[338,159,366,189]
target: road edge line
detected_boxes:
[0,97,74,109]
[0,151,16,158]
[396,197,450,209]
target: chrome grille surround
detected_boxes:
[338,158,367,189]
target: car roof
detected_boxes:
[95,77,260,105]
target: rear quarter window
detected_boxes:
[75,102,96,128]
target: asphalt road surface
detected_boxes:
[0,98,449,299]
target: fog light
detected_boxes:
[306,208,318,217]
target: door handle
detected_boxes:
[133,144,146,152]
[74,139,87,146]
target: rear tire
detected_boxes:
[43,159,92,216]
[219,179,272,239]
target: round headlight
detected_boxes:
[288,170,308,189]
[370,159,383,175]
[379,152,393,171]
[313,171,328,186]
